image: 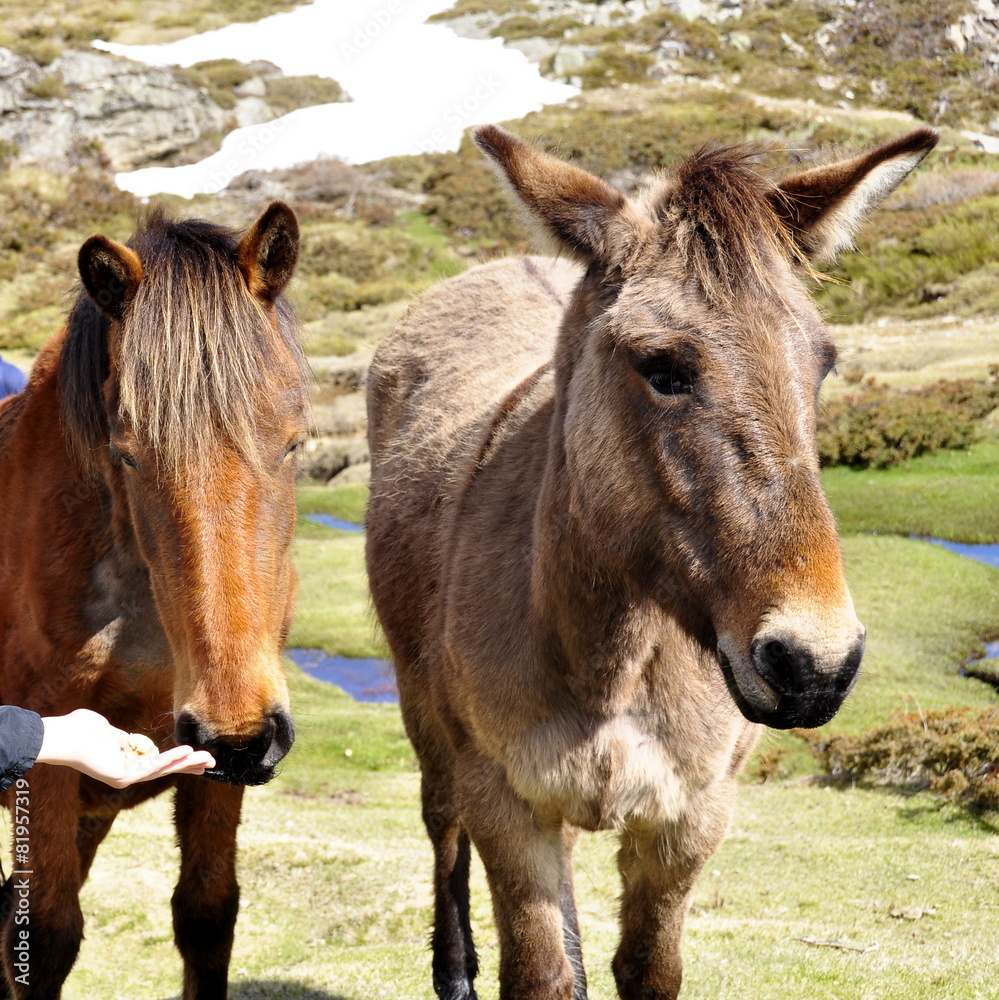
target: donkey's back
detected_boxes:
[368,255,578,457]
[367,255,578,659]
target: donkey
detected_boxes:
[365,126,937,999]
[0,203,307,998]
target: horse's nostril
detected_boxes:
[174,710,202,749]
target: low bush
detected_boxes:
[428,0,537,21]
[492,15,580,40]
[802,707,999,812]
[578,47,656,89]
[265,74,345,115]
[818,371,999,468]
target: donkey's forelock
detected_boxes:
[60,210,306,476]
[643,146,813,296]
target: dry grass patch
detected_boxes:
[823,318,999,400]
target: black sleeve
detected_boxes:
[0,707,44,793]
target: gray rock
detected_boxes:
[726,32,752,52]
[300,436,370,483]
[506,37,560,65]
[235,95,273,128]
[329,461,371,486]
[310,352,372,398]
[0,46,228,171]
[553,45,594,77]
[235,75,267,97]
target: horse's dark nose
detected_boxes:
[174,707,295,786]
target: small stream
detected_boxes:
[921,539,999,666]
[304,513,364,533]
[286,647,396,703]
[289,524,999,703]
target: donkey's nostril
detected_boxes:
[751,635,808,696]
[764,640,787,662]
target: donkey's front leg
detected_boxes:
[172,778,244,1000]
[459,756,574,1000]
[1,766,84,999]
[612,811,729,1000]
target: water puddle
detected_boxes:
[305,513,364,533]
[286,647,396,702]
[923,538,999,570]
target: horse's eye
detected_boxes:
[283,439,304,460]
[110,443,137,469]
[645,366,697,397]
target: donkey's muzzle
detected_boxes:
[174,707,295,786]
[719,629,864,729]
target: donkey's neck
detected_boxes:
[530,457,679,712]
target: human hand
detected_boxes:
[37,709,215,788]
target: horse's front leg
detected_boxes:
[458,754,574,1000]
[1,766,84,999]
[172,778,244,1000]
[612,806,731,1000]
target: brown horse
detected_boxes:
[0,202,307,998]
[366,126,937,1000]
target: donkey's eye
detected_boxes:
[643,365,697,398]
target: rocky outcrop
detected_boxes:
[0,48,228,171]
[0,47,351,173]
[301,352,373,484]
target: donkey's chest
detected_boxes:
[502,714,725,831]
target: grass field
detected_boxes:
[42,424,999,999]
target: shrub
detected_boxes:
[802,707,999,812]
[11,38,63,66]
[428,0,538,21]
[578,47,656,89]
[28,74,67,100]
[492,15,580,39]
[265,75,345,115]
[817,372,999,468]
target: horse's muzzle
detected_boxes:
[174,707,295,785]
[718,628,865,729]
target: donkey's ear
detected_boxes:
[238,201,300,302]
[475,124,634,263]
[78,235,143,321]
[770,128,938,262]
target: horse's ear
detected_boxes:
[78,235,143,321]
[238,201,300,302]
[475,124,635,263]
[770,128,938,262]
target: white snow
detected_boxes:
[94,0,577,198]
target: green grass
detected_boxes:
[62,758,999,999]
[288,528,382,659]
[297,484,369,526]
[823,438,999,543]
[28,412,999,1000]
[832,535,999,732]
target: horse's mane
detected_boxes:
[647,145,811,297]
[59,209,306,476]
